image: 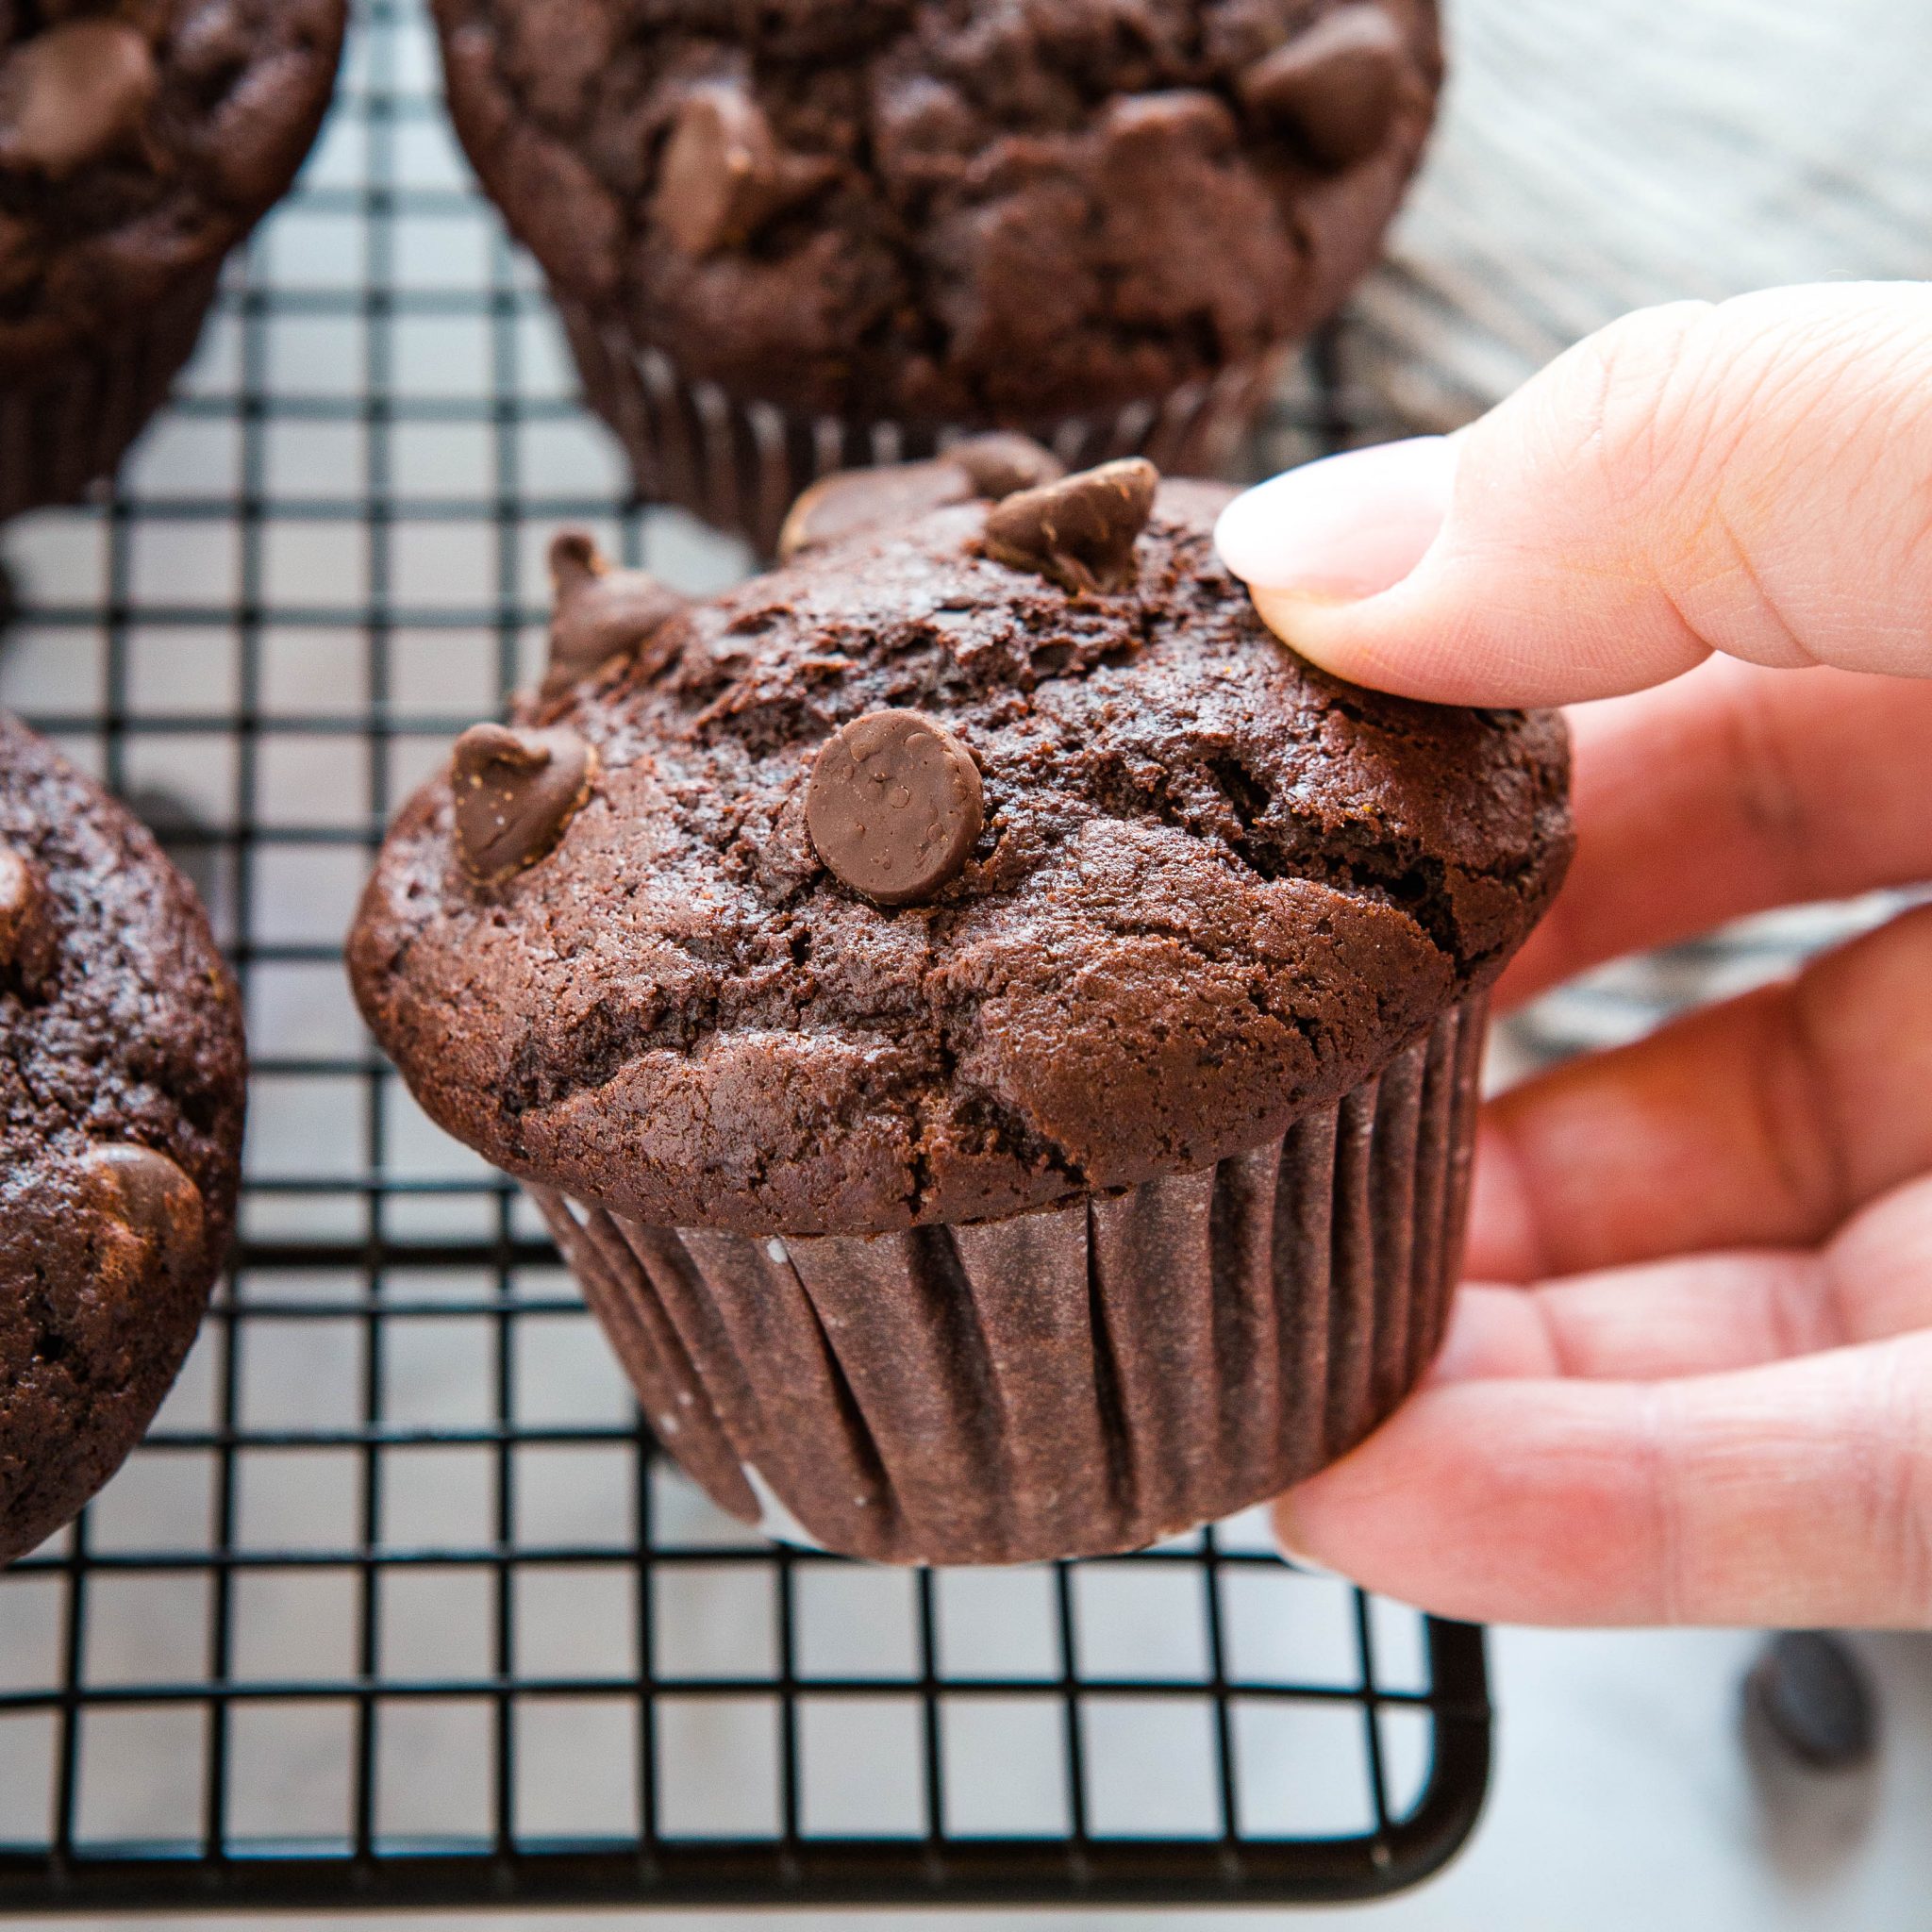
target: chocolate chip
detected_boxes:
[777,435,1067,562]
[1103,90,1239,157]
[1745,1632,1877,1774]
[451,723,598,886]
[806,710,984,907]
[0,20,158,180]
[652,81,834,257]
[0,842,56,991]
[778,458,977,563]
[79,1141,206,1281]
[653,82,773,255]
[542,532,690,700]
[981,458,1158,594]
[947,432,1065,502]
[1239,6,1407,171]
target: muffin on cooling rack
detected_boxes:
[429,0,1442,552]
[0,0,348,521]
[347,447,1570,1565]
[0,711,246,1567]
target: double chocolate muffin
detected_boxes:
[1,711,246,1566]
[350,451,1570,1564]
[431,0,1442,549]
[0,0,348,520]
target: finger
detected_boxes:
[1494,657,1932,1008]
[1215,283,1932,704]
[1470,903,1932,1281]
[1275,1331,1932,1626]
[1441,1173,1932,1385]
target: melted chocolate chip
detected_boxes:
[778,458,977,563]
[653,82,773,255]
[543,532,690,700]
[451,723,598,886]
[0,19,158,180]
[805,710,984,907]
[0,842,56,991]
[778,435,1065,562]
[79,1141,206,1280]
[1239,6,1407,171]
[652,81,834,257]
[981,458,1158,594]
[947,433,1065,502]
[1103,89,1239,157]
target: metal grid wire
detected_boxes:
[0,0,1490,1911]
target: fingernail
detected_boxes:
[1214,436,1458,602]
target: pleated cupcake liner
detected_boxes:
[0,265,223,523]
[554,293,1286,557]
[531,991,1488,1567]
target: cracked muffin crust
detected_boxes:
[0,0,348,514]
[0,711,246,1567]
[349,472,1571,1239]
[430,0,1440,425]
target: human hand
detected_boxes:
[1214,283,1932,1627]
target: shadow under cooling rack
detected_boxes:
[0,0,1488,1910]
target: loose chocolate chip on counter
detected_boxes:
[1238,5,1406,171]
[947,432,1065,502]
[778,458,977,563]
[542,532,690,700]
[981,458,1158,594]
[0,19,159,179]
[652,80,835,257]
[78,1141,207,1281]
[0,842,56,991]
[805,710,984,907]
[451,723,598,886]
[1744,1632,1878,1774]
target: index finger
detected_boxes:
[1217,286,1932,706]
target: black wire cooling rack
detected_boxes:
[0,0,1488,1912]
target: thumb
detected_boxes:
[1215,283,1932,705]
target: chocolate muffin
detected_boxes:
[1,712,246,1565]
[0,0,349,521]
[349,453,1570,1564]
[431,0,1442,550]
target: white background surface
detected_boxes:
[9,1631,1932,1929]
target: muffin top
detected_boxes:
[0,710,247,1564]
[432,0,1441,424]
[351,457,1571,1238]
[0,0,348,372]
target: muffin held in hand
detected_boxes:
[1,712,246,1567]
[349,447,1570,1564]
[0,0,348,520]
[431,0,1442,550]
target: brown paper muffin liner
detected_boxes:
[0,265,223,524]
[554,293,1286,558]
[529,993,1488,1567]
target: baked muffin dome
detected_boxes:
[0,0,348,515]
[1,711,247,1566]
[350,461,1569,1238]
[431,0,1442,425]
